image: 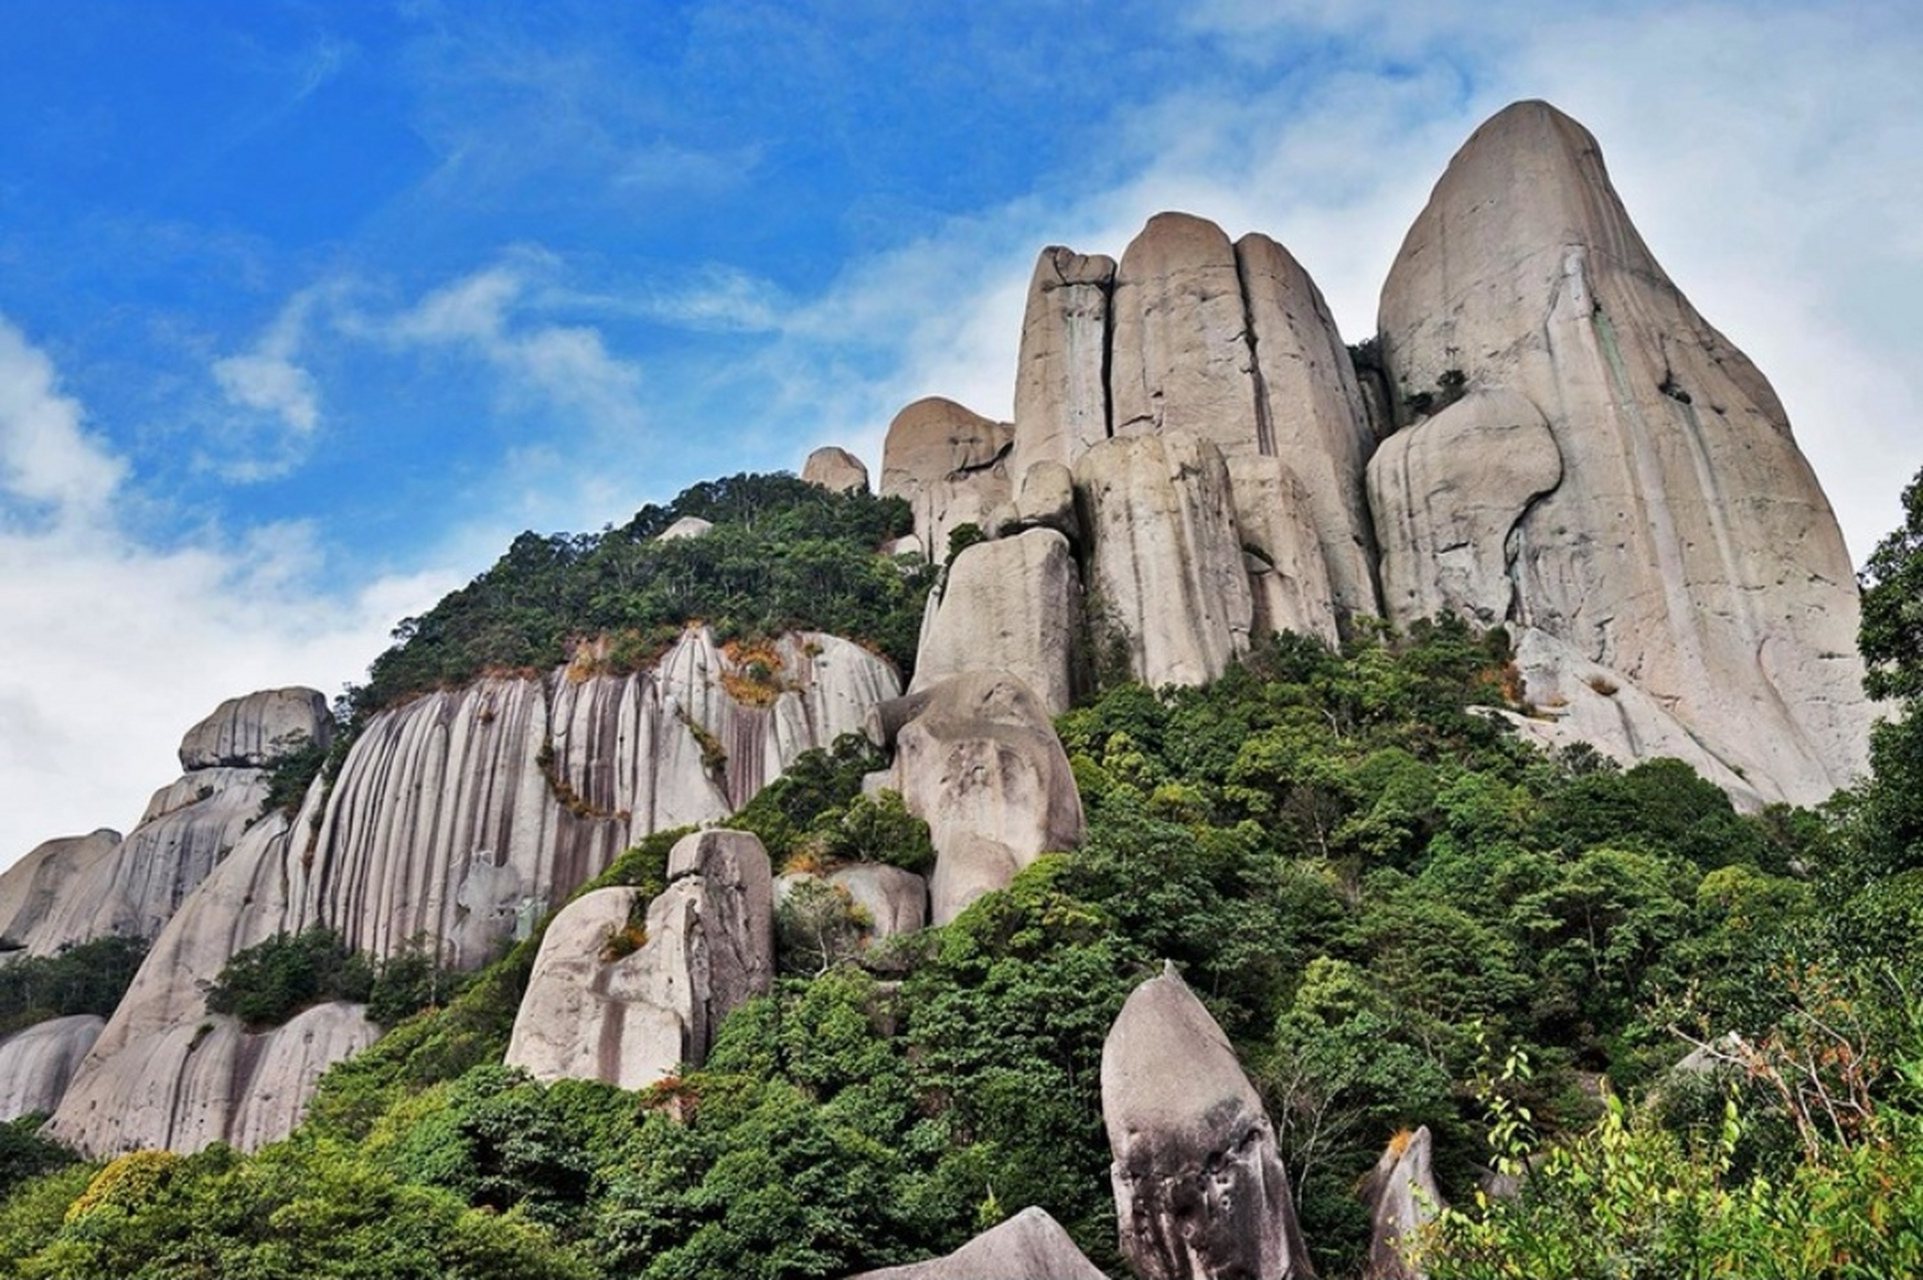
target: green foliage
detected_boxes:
[1859,467,1923,703]
[810,789,935,874]
[0,1117,74,1202]
[346,474,931,721]
[729,734,886,866]
[204,927,374,1030]
[0,934,148,1036]
[259,729,333,822]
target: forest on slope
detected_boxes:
[0,470,1919,1279]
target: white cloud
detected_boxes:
[0,317,126,523]
[379,259,648,432]
[208,288,325,481]
[0,315,450,867]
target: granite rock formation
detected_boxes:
[880,396,1015,562]
[1360,1126,1442,1280]
[846,1206,1108,1280]
[0,1015,104,1120]
[1009,247,1115,478]
[803,445,871,493]
[866,672,1083,925]
[912,528,1082,714]
[1371,99,1872,806]
[1103,962,1313,1279]
[177,686,332,770]
[504,829,774,1089]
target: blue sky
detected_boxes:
[4,0,1921,864]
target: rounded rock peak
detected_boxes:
[1032,244,1116,290]
[882,396,1012,476]
[1119,210,1236,271]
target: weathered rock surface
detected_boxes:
[868,673,1083,925]
[1103,963,1312,1280]
[825,863,927,940]
[178,686,332,770]
[47,629,892,1155]
[1111,213,1262,456]
[880,396,1014,562]
[1369,387,1563,628]
[1013,460,1079,542]
[0,830,119,949]
[1375,98,1872,805]
[1076,432,1253,688]
[1227,454,1341,647]
[505,830,773,1089]
[1361,1126,1442,1280]
[1011,246,1115,477]
[0,1015,104,1120]
[847,1205,1107,1280]
[47,1000,376,1156]
[802,445,871,493]
[1235,231,1380,620]
[913,529,1082,714]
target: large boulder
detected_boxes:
[1103,963,1313,1280]
[802,445,871,493]
[846,1206,1107,1280]
[1010,246,1116,476]
[1360,1126,1443,1280]
[912,528,1082,714]
[0,830,120,949]
[1226,454,1341,647]
[1075,432,1253,688]
[1374,99,1872,805]
[867,673,1083,925]
[880,396,1015,561]
[177,686,332,771]
[504,830,774,1090]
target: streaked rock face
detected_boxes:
[1010,246,1115,478]
[1076,432,1254,689]
[1372,99,1872,806]
[0,1015,103,1120]
[505,829,773,1090]
[845,1205,1108,1280]
[1103,963,1312,1280]
[45,628,893,1157]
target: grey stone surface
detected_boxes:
[870,673,1083,925]
[913,528,1081,714]
[178,686,332,771]
[1375,98,1872,806]
[846,1206,1107,1280]
[802,445,871,493]
[1103,963,1313,1280]
[1010,245,1115,477]
[880,396,1014,563]
[0,1015,104,1120]
[1360,1126,1442,1280]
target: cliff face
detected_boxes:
[43,628,897,1156]
[1371,100,1871,807]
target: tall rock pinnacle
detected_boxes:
[1371,99,1872,806]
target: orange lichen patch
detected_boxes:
[1479,660,1528,707]
[565,634,616,682]
[720,637,788,707]
[1385,1127,1415,1158]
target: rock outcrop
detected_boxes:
[1360,1126,1442,1280]
[177,687,332,770]
[1010,247,1116,478]
[0,687,330,955]
[912,528,1082,714]
[880,396,1014,562]
[802,445,871,493]
[846,1206,1107,1280]
[1076,432,1254,687]
[1372,99,1872,806]
[0,1015,104,1120]
[867,673,1083,925]
[776,863,929,945]
[505,829,773,1090]
[46,629,892,1155]
[1103,963,1313,1280]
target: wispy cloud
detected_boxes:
[207,288,324,481]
